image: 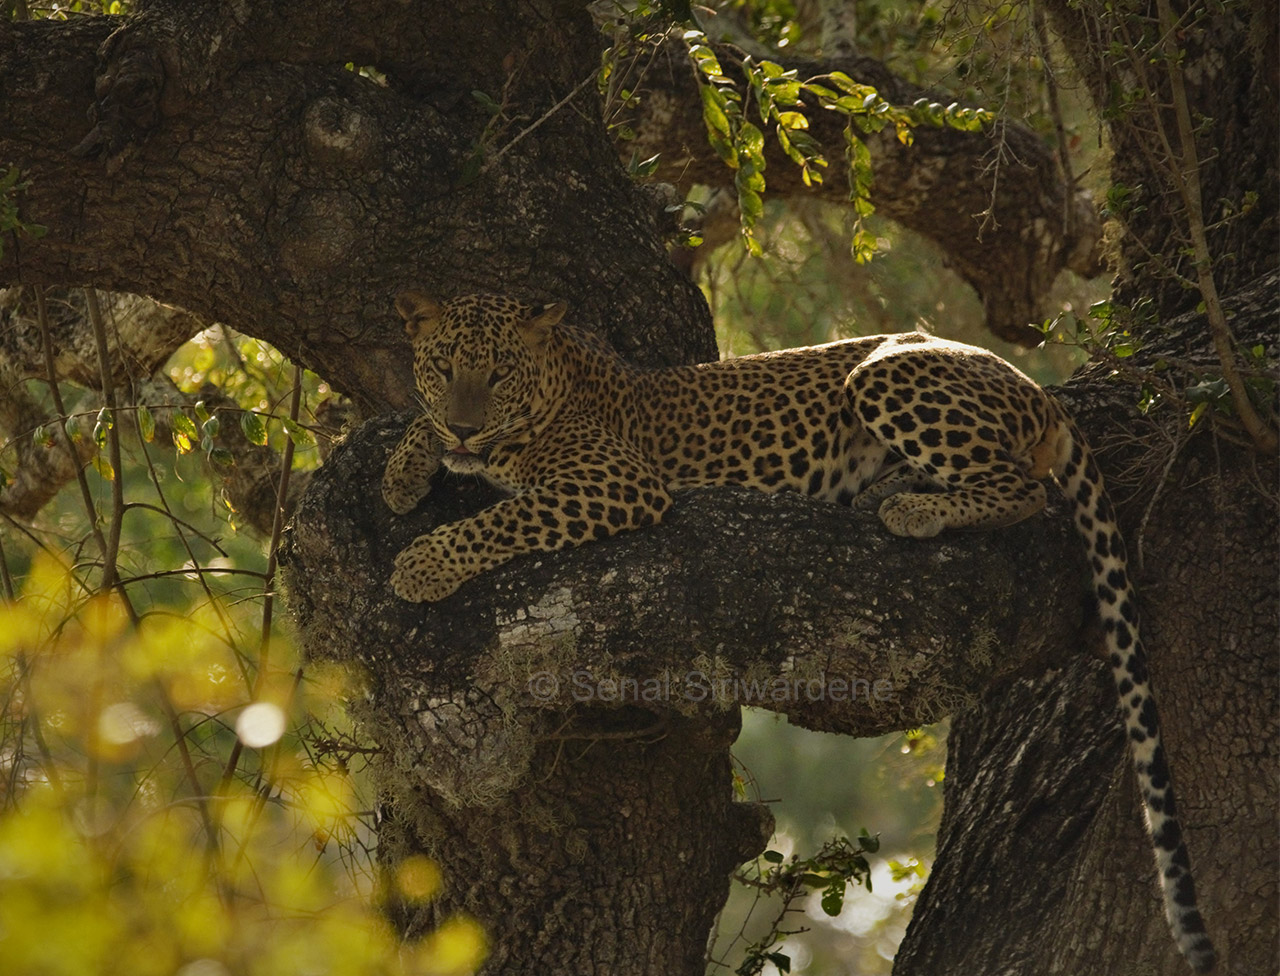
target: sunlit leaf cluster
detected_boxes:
[729,833,881,975]
[682,29,991,260]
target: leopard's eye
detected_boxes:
[488,363,514,387]
[431,356,453,380]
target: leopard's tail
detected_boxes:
[1053,405,1216,973]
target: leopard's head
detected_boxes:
[395,291,568,474]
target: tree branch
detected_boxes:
[283,409,1083,810]
[0,6,717,411]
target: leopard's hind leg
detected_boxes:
[845,342,1057,538]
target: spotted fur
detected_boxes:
[384,292,1215,972]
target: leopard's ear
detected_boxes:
[519,301,568,351]
[395,291,442,341]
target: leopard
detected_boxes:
[382,291,1216,973]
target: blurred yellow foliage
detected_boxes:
[0,550,484,976]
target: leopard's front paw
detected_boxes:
[383,415,443,515]
[382,476,435,516]
[877,493,946,539]
[391,536,465,602]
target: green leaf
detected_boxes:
[787,129,823,159]
[470,90,501,116]
[736,184,764,221]
[201,415,220,440]
[627,150,661,179]
[172,412,199,441]
[761,850,784,864]
[776,125,799,164]
[90,453,115,481]
[699,87,738,168]
[1185,378,1229,403]
[209,447,235,467]
[828,72,871,97]
[239,410,267,446]
[766,952,791,972]
[699,85,733,139]
[92,407,113,448]
[769,80,803,105]
[820,885,845,916]
[138,404,156,443]
[172,412,199,454]
[735,161,765,194]
[687,42,725,78]
[282,417,309,446]
[846,132,873,193]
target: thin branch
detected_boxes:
[481,69,601,174]
[257,363,303,691]
[35,288,107,560]
[83,288,224,858]
[1153,0,1277,454]
[1031,0,1074,232]
[218,363,303,797]
[84,288,125,594]
[121,502,231,558]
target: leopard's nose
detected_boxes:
[448,422,480,443]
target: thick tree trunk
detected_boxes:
[890,3,1279,967]
[896,274,1279,975]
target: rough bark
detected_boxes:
[896,272,1280,976]
[0,3,717,416]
